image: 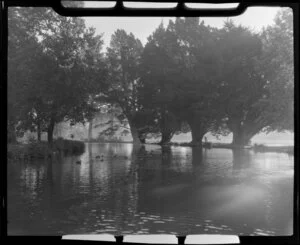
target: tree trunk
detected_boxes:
[189,122,205,147]
[160,130,174,145]
[138,129,146,144]
[47,118,55,144]
[37,122,41,142]
[159,110,176,145]
[130,122,142,146]
[139,135,146,144]
[232,131,252,147]
[88,118,93,142]
[231,124,255,147]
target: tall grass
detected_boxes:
[7,138,85,160]
[53,137,85,155]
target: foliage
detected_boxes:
[53,138,85,155]
[215,9,294,145]
[102,29,147,144]
[139,23,183,143]
[8,7,107,143]
[216,20,267,145]
[7,142,52,159]
[7,138,85,160]
[258,8,294,132]
[8,8,294,147]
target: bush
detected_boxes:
[7,142,52,160]
[53,138,85,155]
[8,138,85,160]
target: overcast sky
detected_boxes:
[82,3,284,49]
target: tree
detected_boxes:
[8,7,47,142]
[257,8,294,133]
[8,7,106,144]
[166,18,225,146]
[105,29,145,145]
[217,20,268,146]
[139,23,183,145]
[219,10,294,147]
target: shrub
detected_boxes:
[8,138,85,160]
[53,138,85,155]
[7,142,52,160]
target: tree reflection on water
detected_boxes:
[8,143,293,236]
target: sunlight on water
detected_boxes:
[8,143,293,236]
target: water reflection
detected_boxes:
[232,149,251,170]
[8,143,293,235]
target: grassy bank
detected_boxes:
[148,141,293,154]
[252,143,294,154]
[7,138,85,160]
[86,139,133,143]
[54,137,85,155]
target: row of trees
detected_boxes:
[8,7,293,148]
[8,5,106,144]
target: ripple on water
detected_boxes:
[8,145,294,235]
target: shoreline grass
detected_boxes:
[86,140,293,154]
[8,138,85,160]
[147,141,294,154]
[8,139,293,161]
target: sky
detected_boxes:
[80,3,292,145]
[82,3,284,49]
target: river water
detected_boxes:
[7,143,294,236]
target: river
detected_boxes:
[7,143,294,236]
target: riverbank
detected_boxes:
[7,138,85,160]
[85,140,294,154]
[149,142,294,154]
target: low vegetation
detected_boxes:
[7,138,85,160]
[8,8,293,149]
[252,143,293,154]
[151,141,293,154]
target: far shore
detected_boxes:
[85,140,294,154]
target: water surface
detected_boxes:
[7,143,294,235]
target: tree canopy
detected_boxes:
[8,7,107,143]
[8,8,294,147]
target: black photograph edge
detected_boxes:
[0,0,299,244]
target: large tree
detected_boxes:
[105,29,145,145]
[257,8,294,133]
[8,7,106,144]
[217,20,268,146]
[167,18,225,146]
[8,8,35,142]
[219,11,294,147]
[139,23,183,145]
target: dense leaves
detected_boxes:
[8,8,294,146]
[103,30,146,144]
[8,7,106,143]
